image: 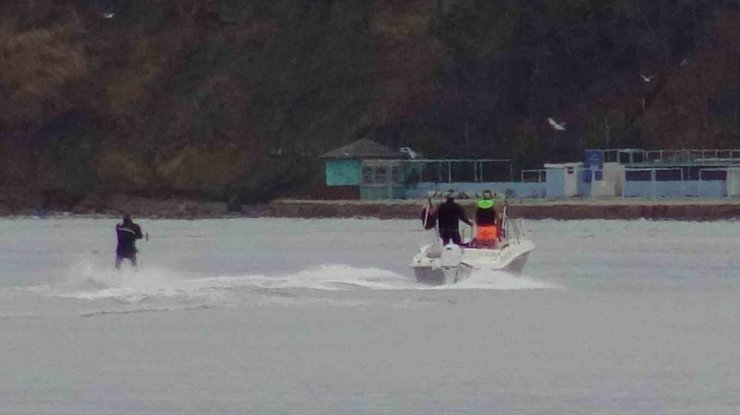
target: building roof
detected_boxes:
[319,138,399,159]
[544,162,583,168]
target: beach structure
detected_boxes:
[319,139,532,200]
[531,148,740,199]
[319,138,401,199]
[586,148,740,198]
[319,141,740,200]
[543,163,584,198]
[452,148,740,200]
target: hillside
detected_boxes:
[1,0,739,211]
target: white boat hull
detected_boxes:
[461,240,535,274]
[412,262,474,285]
[410,240,535,285]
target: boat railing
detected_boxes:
[501,206,508,239]
[508,218,522,244]
[501,205,523,244]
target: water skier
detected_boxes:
[115,213,143,269]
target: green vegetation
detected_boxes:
[0,0,739,207]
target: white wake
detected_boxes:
[435,270,562,290]
[20,260,560,306]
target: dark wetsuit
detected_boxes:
[436,199,472,245]
[115,220,143,269]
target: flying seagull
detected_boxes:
[640,73,656,83]
[399,146,420,159]
[547,117,566,131]
[102,12,115,19]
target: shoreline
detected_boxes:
[3,196,740,220]
[265,198,740,221]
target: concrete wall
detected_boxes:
[355,177,728,200]
[546,165,582,197]
[623,180,726,198]
[728,169,740,197]
[325,159,361,186]
[546,168,566,197]
[577,170,590,197]
[592,163,626,197]
[360,185,406,200]
[268,199,740,220]
[313,185,360,200]
[405,182,547,199]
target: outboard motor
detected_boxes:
[440,244,463,269]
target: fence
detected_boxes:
[404,182,547,199]
[520,169,547,183]
[359,159,740,200]
[404,159,513,183]
[360,158,515,200]
[622,167,729,198]
[595,148,740,165]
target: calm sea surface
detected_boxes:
[1,217,739,414]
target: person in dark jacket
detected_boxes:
[436,192,473,245]
[115,213,143,269]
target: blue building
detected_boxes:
[319,138,400,199]
[319,139,529,200]
[319,143,740,200]
[588,148,740,198]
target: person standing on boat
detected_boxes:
[115,213,143,269]
[475,190,498,247]
[437,192,473,246]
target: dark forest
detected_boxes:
[1,0,739,208]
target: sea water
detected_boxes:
[1,217,739,414]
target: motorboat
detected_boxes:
[410,206,535,285]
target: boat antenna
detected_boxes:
[422,197,432,229]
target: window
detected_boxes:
[391,165,402,184]
[625,170,651,181]
[374,166,387,184]
[362,166,375,184]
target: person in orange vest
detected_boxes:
[475,190,498,247]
